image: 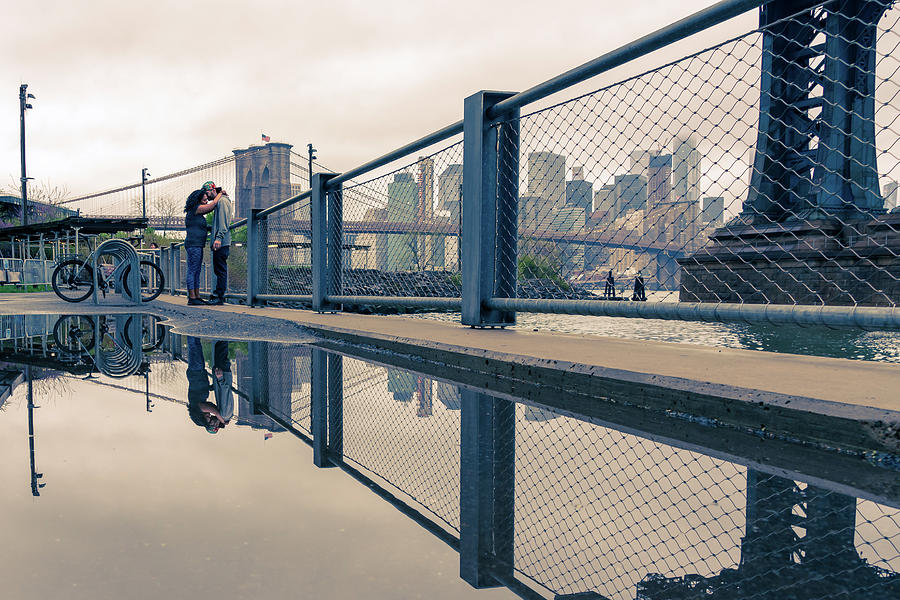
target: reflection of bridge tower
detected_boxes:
[679,1,899,306]
[637,470,898,599]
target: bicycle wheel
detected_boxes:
[124,314,167,351]
[51,259,95,303]
[122,260,165,302]
[53,315,96,353]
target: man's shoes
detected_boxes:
[208,296,225,305]
[187,297,207,306]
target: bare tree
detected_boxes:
[151,194,183,231]
[0,177,72,223]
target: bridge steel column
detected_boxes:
[312,173,342,313]
[459,389,515,588]
[310,347,333,468]
[462,91,520,327]
[742,0,890,221]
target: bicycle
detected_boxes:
[51,238,165,303]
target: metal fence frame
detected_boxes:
[157,0,900,330]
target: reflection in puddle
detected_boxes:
[0,313,898,599]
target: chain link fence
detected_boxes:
[509,402,900,598]
[336,356,461,533]
[332,141,464,303]
[495,0,899,309]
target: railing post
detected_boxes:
[462,91,519,327]
[311,347,334,468]
[459,389,515,588]
[168,243,178,295]
[248,341,268,415]
[312,173,342,312]
[327,352,343,461]
[247,208,266,306]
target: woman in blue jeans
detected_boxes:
[183,182,222,305]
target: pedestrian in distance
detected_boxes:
[183,182,222,305]
[208,181,233,305]
[604,270,616,299]
[632,271,646,302]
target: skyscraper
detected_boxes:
[673,135,702,246]
[614,173,648,213]
[884,180,899,211]
[702,196,725,227]
[437,164,463,271]
[593,184,616,214]
[565,165,593,218]
[647,154,672,209]
[438,164,463,223]
[378,172,417,271]
[527,151,566,215]
[673,135,701,205]
[416,157,435,268]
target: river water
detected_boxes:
[415,306,900,363]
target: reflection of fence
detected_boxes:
[244,339,900,600]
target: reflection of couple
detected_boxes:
[186,336,233,434]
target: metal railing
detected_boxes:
[148,1,900,328]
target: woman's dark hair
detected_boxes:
[184,189,205,214]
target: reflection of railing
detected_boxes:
[244,341,900,600]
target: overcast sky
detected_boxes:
[0,0,755,197]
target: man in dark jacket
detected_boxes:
[207,181,233,305]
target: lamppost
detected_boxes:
[19,84,35,226]
[307,143,317,190]
[141,167,151,247]
[141,168,151,220]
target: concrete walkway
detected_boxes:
[2,292,897,411]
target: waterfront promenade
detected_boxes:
[2,292,897,476]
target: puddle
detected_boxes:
[1,314,897,599]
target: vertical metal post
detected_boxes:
[247,208,265,306]
[459,389,515,588]
[248,341,268,415]
[462,91,519,327]
[328,183,343,309]
[19,84,33,228]
[169,243,178,295]
[310,347,333,468]
[141,168,150,243]
[312,173,340,312]
[327,352,343,461]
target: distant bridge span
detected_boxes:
[124,215,686,258]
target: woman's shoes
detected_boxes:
[187,297,207,306]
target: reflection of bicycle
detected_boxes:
[51,238,164,303]
[51,314,159,378]
[54,314,166,354]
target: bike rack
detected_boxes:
[91,239,142,306]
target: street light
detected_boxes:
[307,143,317,189]
[141,168,151,248]
[19,84,35,226]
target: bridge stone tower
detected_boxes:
[679,0,899,306]
[233,142,293,221]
